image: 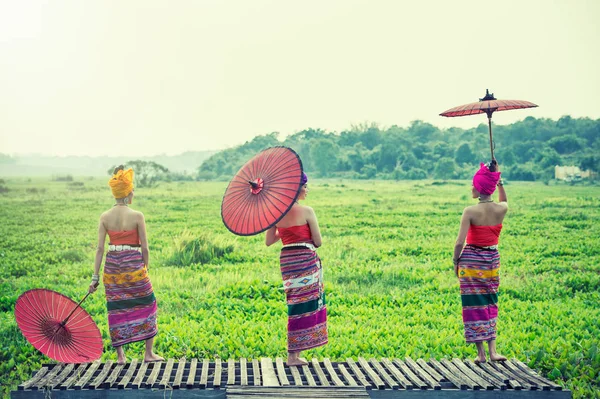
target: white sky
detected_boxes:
[1,0,599,157]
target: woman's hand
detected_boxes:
[88,281,99,293]
[453,259,459,277]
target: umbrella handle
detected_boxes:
[487,115,495,161]
[61,291,92,326]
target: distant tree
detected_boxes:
[398,151,420,170]
[580,154,599,174]
[311,139,339,176]
[433,157,457,180]
[406,168,428,180]
[432,142,453,160]
[359,127,381,150]
[454,143,475,165]
[108,160,169,187]
[360,164,377,179]
[538,148,562,169]
[506,164,536,181]
[410,120,440,142]
[548,134,584,154]
[347,143,366,172]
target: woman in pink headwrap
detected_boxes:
[453,161,508,364]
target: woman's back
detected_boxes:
[467,203,507,226]
[102,206,141,232]
[276,204,308,228]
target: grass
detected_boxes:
[0,177,599,398]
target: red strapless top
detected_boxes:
[277,224,312,245]
[467,224,502,246]
[107,229,140,245]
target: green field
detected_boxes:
[0,178,599,398]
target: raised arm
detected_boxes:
[265,226,281,246]
[306,207,322,248]
[497,181,507,203]
[453,209,471,277]
[89,217,107,293]
[137,212,150,269]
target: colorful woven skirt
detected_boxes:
[103,250,158,347]
[458,244,500,343]
[280,245,328,352]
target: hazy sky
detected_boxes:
[1,0,598,157]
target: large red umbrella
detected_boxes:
[15,289,103,363]
[221,146,304,236]
[440,89,538,162]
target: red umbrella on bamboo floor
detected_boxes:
[15,289,103,363]
[440,89,538,166]
[221,146,304,236]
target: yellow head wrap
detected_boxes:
[108,168,134,198]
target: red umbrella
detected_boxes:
[15,289,103,363]
[221,146,304,236]
[440,89,538,162]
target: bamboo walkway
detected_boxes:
[11,357,570,398]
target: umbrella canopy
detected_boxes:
[440,90,538,160]
[221,146,304,236]
[15,289,103,363]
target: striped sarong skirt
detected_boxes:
[103,250,158,347]
[280,245,328,352]
[458,245,500,343]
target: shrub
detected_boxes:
[52,175,73,182]
[166,230,237,266]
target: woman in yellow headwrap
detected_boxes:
[88,165,163,364]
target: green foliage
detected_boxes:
[199,117,600,182]
[0,178,599,398]
[166,230,238,266]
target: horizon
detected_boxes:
[2,114,593,158]
[1,0,599,157]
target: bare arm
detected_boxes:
[89,217,107,293]
[138,212,150,269]
[453,209,471,276]
[265,226,281,246]
[497,183,507,203]
[306,207,322,248]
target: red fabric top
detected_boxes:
[277,224,312,245]
[107,229,140,245]
[467,224,502,246]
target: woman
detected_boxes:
[453,161,508,364]
[89,166,163,364]
[265,172,327,366]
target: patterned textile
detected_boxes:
[280,245,328,352]
[458,244,500,343]
[103,250,157,347]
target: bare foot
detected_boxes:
[286,358,309,366]
[490,353,507,362]
[144,353,165,363]
[117,356,127,365]
[474,356,487,364]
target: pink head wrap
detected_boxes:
[472,163,501,196]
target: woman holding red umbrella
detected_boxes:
[265,172,327,366]
[88,165,163,364]
[453,160,508,364]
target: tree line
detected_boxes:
[197,116,599,182]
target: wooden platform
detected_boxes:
[11,357,570,398]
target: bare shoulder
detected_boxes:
[495,202,509,212]
[301,205,316,216]
[462,205,476,215]
[133,209,146,221]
